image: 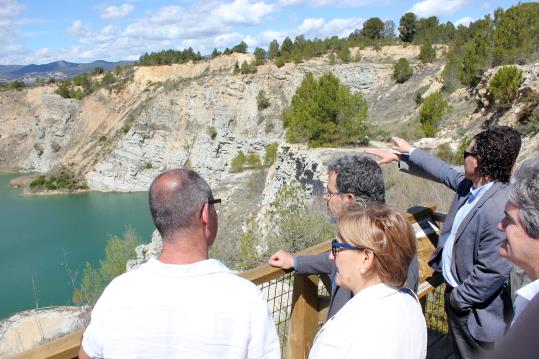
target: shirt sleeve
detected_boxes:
[81,304,106,359]
[247,290,281,359]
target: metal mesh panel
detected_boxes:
[259,272,295,349]
[424,283,448,334]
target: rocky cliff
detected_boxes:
[1,46,537,197]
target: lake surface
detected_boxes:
[0,174,154,320]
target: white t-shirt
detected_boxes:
[309,283,427,359]
[82,258,280,359]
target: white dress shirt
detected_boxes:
[512,278,539,326]
[309,283,427,359]
[82,258,280,359]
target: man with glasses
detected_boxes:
[268,155,419,319]
[366,126,521,358]
[80,169,279,359]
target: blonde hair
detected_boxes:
[336,203,416,288]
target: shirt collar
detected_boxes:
[144,257,230,277]
[469,181,494,201]
[515,278,539,302]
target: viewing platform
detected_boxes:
[10,204,452,359]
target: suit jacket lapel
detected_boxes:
[454,181,501,242]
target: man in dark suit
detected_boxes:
[367,127,521,358]
[487,156,539,359]
[268,155,419,319]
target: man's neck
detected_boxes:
[472,175,492,189]
[159,232,209,265]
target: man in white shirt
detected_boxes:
[498,156,539,324]
[79,169,280,359]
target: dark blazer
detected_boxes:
[401,149,513,342]
[486,293,539,359]
[296,251,419,319]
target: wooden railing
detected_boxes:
[10,204,446,359]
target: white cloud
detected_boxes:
[278,0,383,7]
[100,3,134,20]
[454,16,474,27]
[67,20,90,37]
[0,0,25,50]
[298,17,363,38]
[409,0,466,18]
[216,0,275,26]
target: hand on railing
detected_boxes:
[268,250,295,270]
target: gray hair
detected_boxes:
[149,169,213,240]
[328,155,385,204]
[509,156,539,238]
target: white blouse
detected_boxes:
[309,283,427,359]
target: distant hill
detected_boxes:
[0,60,134,82]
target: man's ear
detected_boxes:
[201,203,210,225]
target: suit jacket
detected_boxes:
[401,149,513,342]
[486,293,539,359]
[296,251,419,319]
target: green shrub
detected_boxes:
[51,141,61,153]
[92,67,104,75]
[283,72,369,147]
[55,83,71,98]
[240,61,257,74]
[101,72,115,86]
[230,150,246,173]
[144,161,152,169]
[338,47,351,63]
[441,59,461,93]
[419,92,447,137]
[393,58,413,83]
[454,135,473,165]
[122,114,135,134]
[30,175,46,188]
[419,42,436,63]
[207,126,217,140]
[489,66,523,109]
[7,80,25,90]
[99,135,107,143]
[233,62,240,74]
[274,57,285,68]
[73,228,142,306]
[256,90,270,110]
[435,143,454,163]
[264,143,278,167]
[246,152,261,169]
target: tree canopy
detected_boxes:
[282,72,369,147]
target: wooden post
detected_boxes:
[286,274,319,359]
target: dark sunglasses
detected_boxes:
[331,239,362,256]
[463,150,477,159]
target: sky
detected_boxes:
[0,0,529,65]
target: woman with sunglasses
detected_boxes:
[309,203,427,358]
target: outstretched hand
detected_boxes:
[365,136,413,164]
[268,250,295,270]
[391,136,413,154]
[364,148,399,164]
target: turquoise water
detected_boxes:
[0,174,154,320]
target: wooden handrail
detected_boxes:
[10,204,445,359]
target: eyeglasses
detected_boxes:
[331,239,362,256]
[463,150,477,159]
[324,190,345,200]
[208,198,221,213]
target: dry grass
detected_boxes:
[383,164,454,213]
